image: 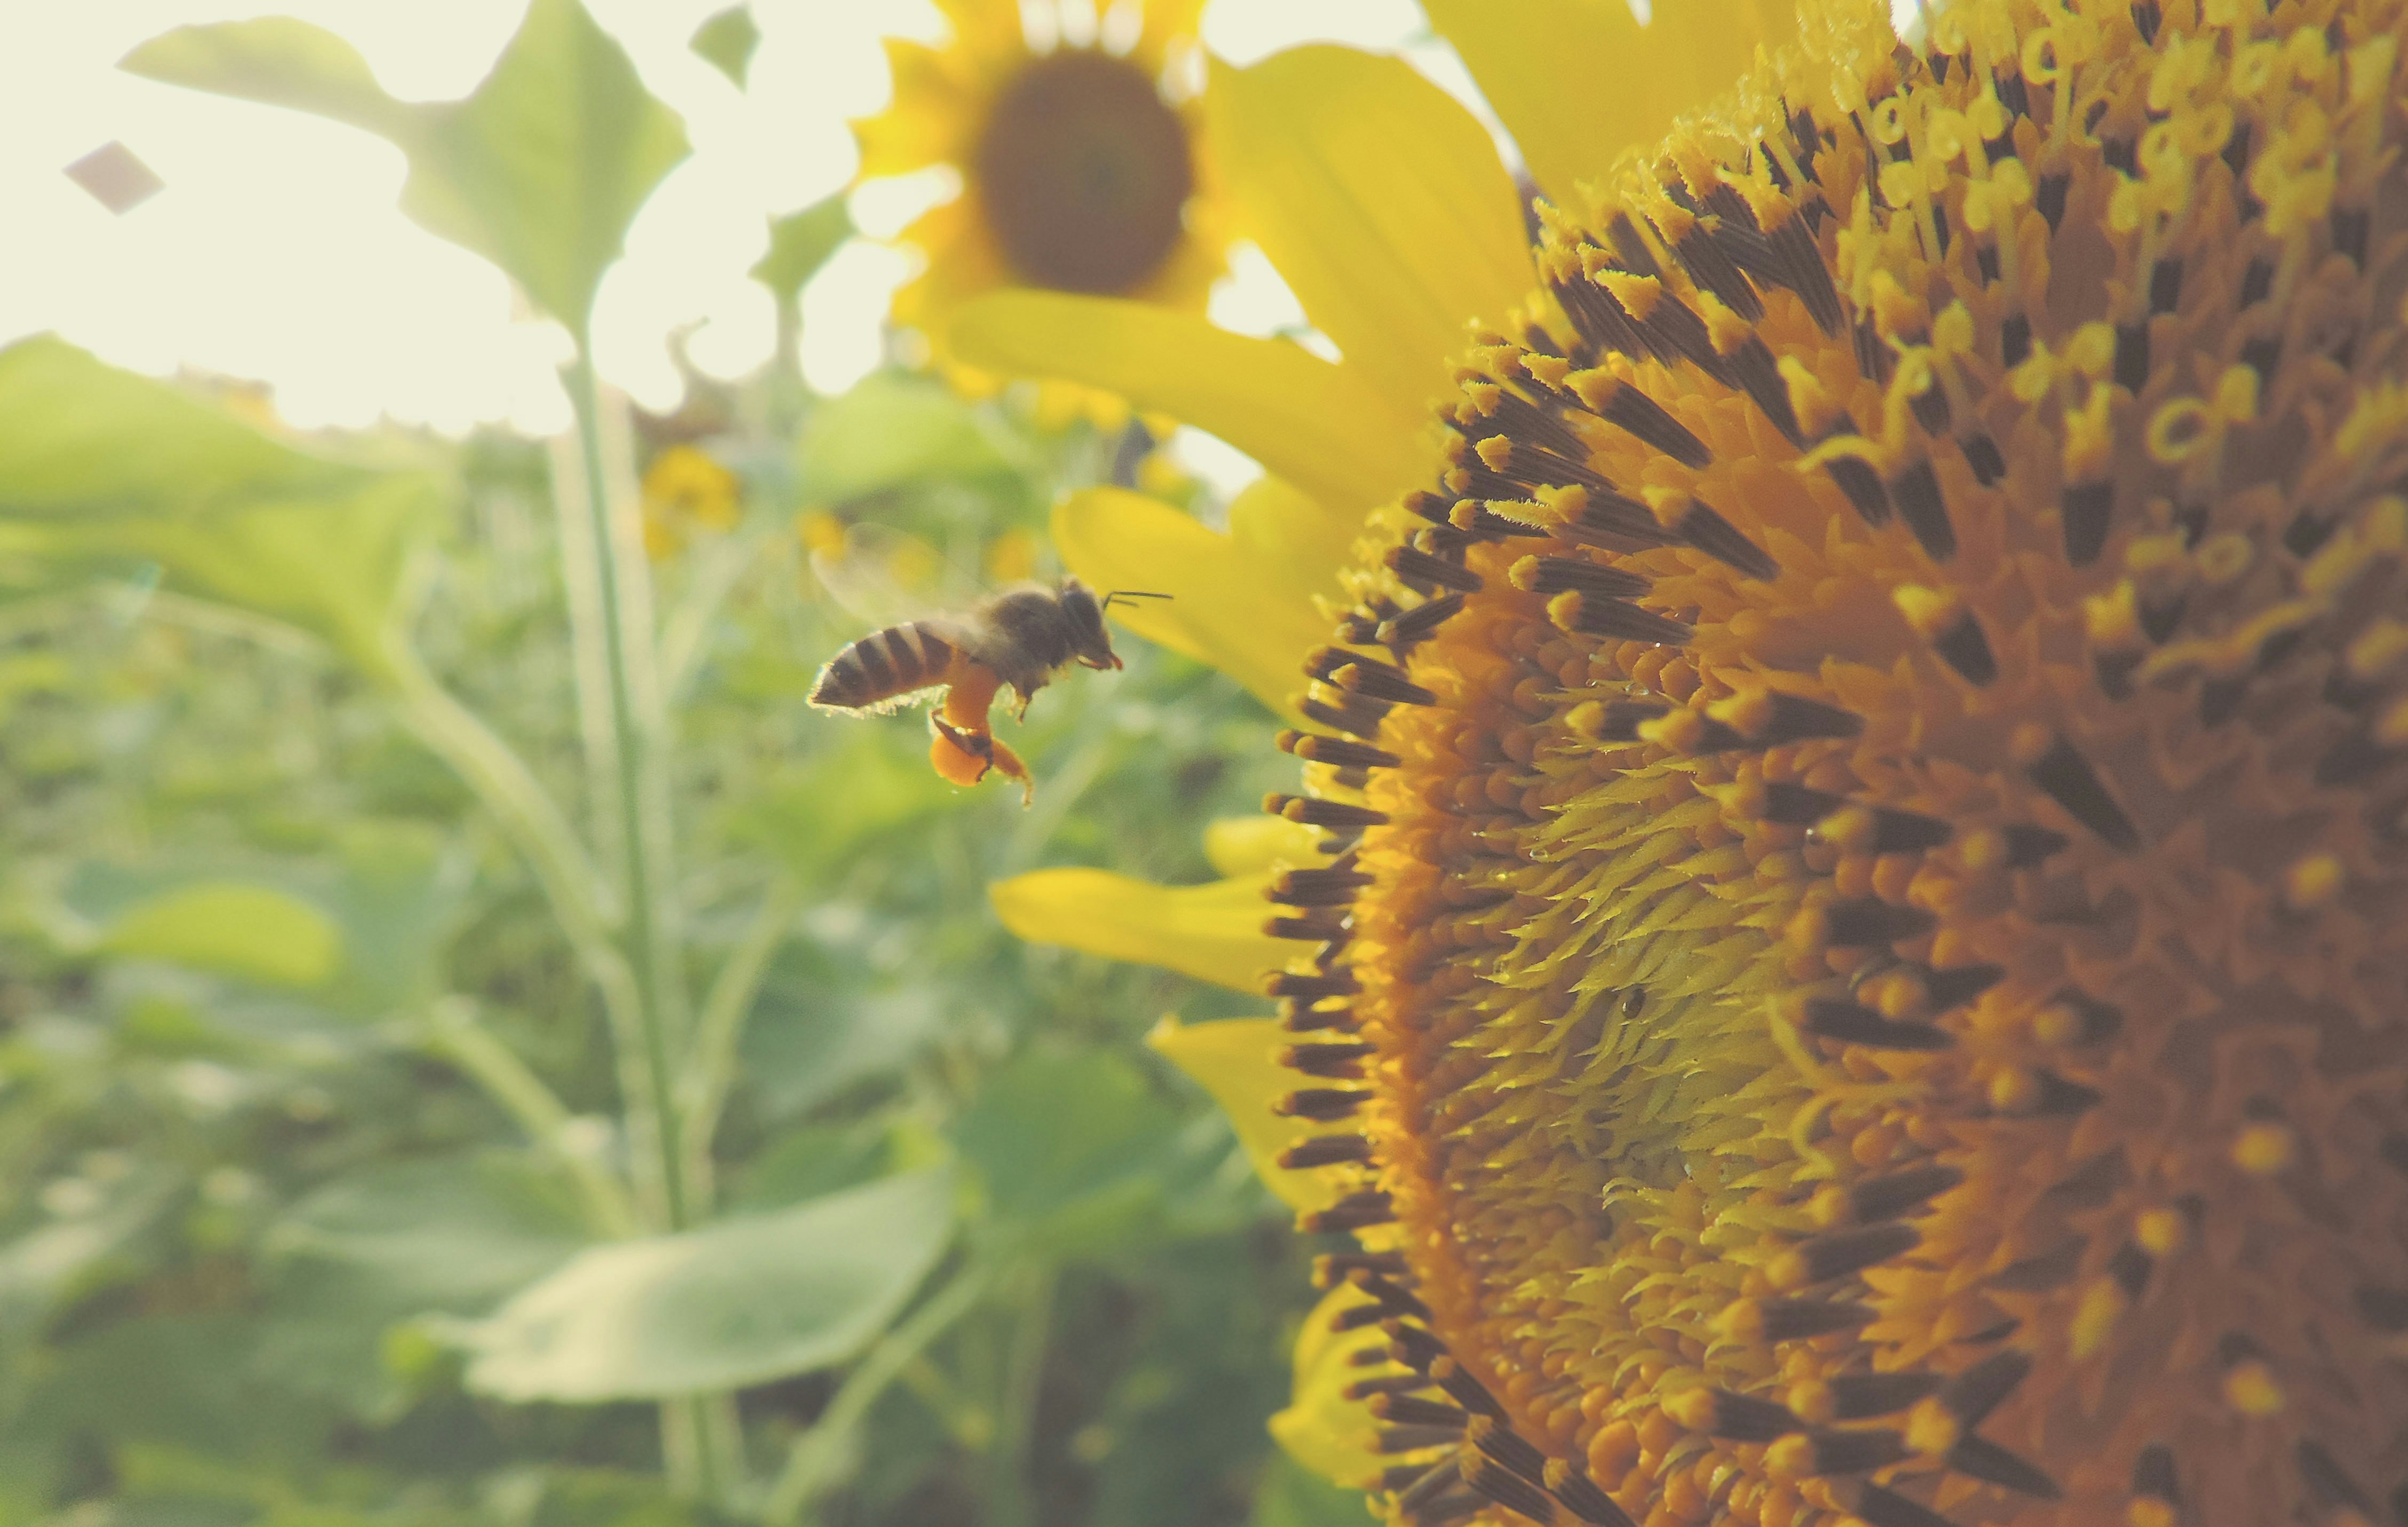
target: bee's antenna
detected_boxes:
[1101,590,1174,612]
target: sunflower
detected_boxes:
[639,443,741,560]
[852,0,1230,419]
[977,0,2408,1524]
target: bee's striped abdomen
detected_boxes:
[811,621,958,712]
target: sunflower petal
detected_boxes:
[955,294,1423,512]
[1203,816,1327,877]
[1147,1016,1345,1213]
[1425,0,1797,204]
[1054,484,1340,720]
[989,867,1282,991]
[1269,1283,1389,1486]
[1206,46,1532,422]
[853,37,976,178]
[926,0,1026,67]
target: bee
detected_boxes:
[809,577,1164,802]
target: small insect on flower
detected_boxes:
[809,578,1164,803]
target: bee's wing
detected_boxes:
[808,522,970,629]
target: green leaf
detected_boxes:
[0,336,435,668]
[796,373,1019,503]
[741,972,946,1123]
[953,1049,1180,1257]
[25,1316,339,1466]
[259,1152,589,1413]
[266,1152,591,1311]
[690,6,760,88]
[58,833,461,1013]
[751,194,852,302]
[452,1168,955,1401]
[100,881,343,990]
[0,1174,178,1336]
[124,0,689,328]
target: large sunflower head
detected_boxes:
[853,0,1230,409]
[984,0,2408,1522]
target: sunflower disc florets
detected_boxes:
[1261,1,2408,1523]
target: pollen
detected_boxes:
[1253,0,2408,1523]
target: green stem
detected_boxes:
[765,1267,993,1527]
[384,642,617,961]
[678,876,805,1203]
[562,347,715,1506]
[561,347,691,1233]
[987,1262,1057,1527]
[422,996,638,1238]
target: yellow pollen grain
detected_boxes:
[2281,853,2344,911]
[1905,1397,1961,1457]
[2230,1122,2295,1175]
[2072,1277,2129,1358]
[2376,697,2408,747]
[2223,1360,2286,1415]
[2136,1208,2187,1256]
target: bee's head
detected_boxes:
[1058,578,1122,671]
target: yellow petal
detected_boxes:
[1203,816,1327,877]
[1148,1016,1344,1213]
[1130,0,1209,73]
[1053,484,1342,720]
[853,37,978,178]
[1425,0,1798,205]
[1268,1284,1389,1487]
[953,293,1423,513]
[989,868,1280,991]
[887,197,1004,334]
[1226,472,1360,600]
[1207,46,1533,422]
[927,0,1027,68]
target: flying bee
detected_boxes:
[809,576,1166,803]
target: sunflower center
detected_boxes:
[1260,0,2408,1522]
[972,48,1192,296]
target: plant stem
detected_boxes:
[765,1267,992,1527]
[987,1262,1057,1527]
[562,348,720,1506]
[422,996,638,1238]
[384,642,618,964]
[678,876,805,1205]
[562,350,693,1234]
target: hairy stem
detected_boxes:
[562,349,719,1505]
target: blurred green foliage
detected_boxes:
[0,4,1356,1524]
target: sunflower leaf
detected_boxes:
[689,5,761,88]
[123,0,689,329]
[0,336,434,670]
[448,1169,954,1402]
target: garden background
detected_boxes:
[0,2,1475,1524]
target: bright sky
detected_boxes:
[0,0,1450,440]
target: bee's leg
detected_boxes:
[927,670,1007,788]
[985,735,1033,807]
[929,716,996,788]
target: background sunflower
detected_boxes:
[854,0,1233,419]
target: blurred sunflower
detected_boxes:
[975,0,2408,1523]
[639,443,741,559]
[853,0,1230,420]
